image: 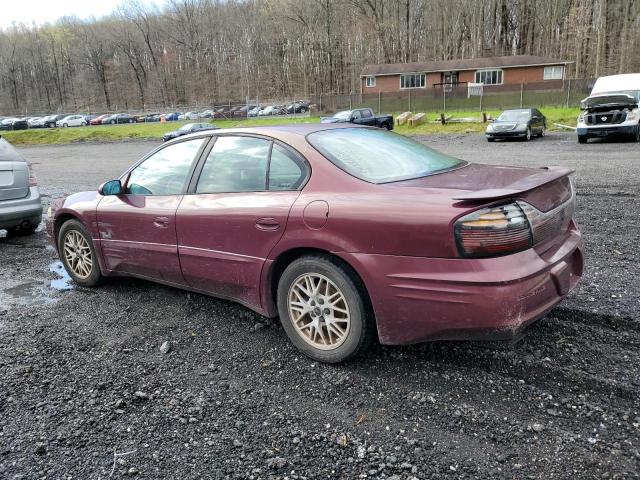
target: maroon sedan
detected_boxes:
[47,125,583,363]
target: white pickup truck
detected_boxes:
[577,73,640,143]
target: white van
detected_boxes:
[576,73,640,143]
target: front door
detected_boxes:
[97,137,207,284]
[176,135,307,309]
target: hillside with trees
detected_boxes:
[0,0,638,114]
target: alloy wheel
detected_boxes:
[288,273,351,350]
[63,230,93,279]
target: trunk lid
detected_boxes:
[391,163,573,212]
[0,137,30,201]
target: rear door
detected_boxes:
[0,139,28,201]
[96,137,208,284]
[176,135,308,309]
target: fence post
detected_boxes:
[520,83,523,108]
[566,78,572,108]
[442,87,446,113]
[479,89,483,112]
[319,94,322,113]
[408,89,412,112]
[378,91,381,113]
[349,93,352,110]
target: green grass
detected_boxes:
[1,107,580,146]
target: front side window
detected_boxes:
[400,73,426,89]
[196,136,271,193]
[308,128,464,184]
[475,69,503,85]
[127,138,205,195]
[543,65,564,80]
[365,76,376,87]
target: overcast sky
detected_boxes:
[0,0,168,29]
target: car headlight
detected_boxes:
[515,123,527,131]
[626,109,639,121]
[486,124,494,132]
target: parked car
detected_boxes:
[28,117,46,128]
[576,73,640,143]
[287,101,310,114]
[103,113,135,125]
[90,114,110,126]
[83,114,100,124]
[248,106,263,117]
[137,113,161,123]
[485,108,546,142]
[44,114,71,128]
[198,110,214,119]
[162,123,219,141]
[321,108,394,130]
[0,137,42,235]
[57,115,88,128]
[47,125,583,363]
[0,118,18,131]
[10,118,29,130]
[163,112,181,122]
[258,105,281,116]
[179,111,199,121]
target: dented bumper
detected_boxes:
[337,222,583,345]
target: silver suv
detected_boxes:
[0,137,42,235]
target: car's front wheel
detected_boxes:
[277,255,374,363]
[524,127,531,141]
[58,219,103,287]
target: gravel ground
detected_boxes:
[1,133,638,479]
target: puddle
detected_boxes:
[49,261,73,290]
[0,262,75,310]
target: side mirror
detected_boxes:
[99,179,122,196]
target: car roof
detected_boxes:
[164,123,364,146]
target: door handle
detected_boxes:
[255,218,280,231]
[153,216,170,228]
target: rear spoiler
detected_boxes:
[453,166,573,201]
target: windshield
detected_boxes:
[307,128,465,183]
[497,110,531,122]
[333,110,352,119]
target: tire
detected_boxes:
[300,107,307,113]
[277,254,374,363]
[524,127,531,141]
[63,123,68,128]
[634,125,640,142]
[539,126,545,137]
[81,122,86,126]
[578,135,588,144]
[57,219,103,287]
[7,223,38,237]
[129,119,134,123]
[110,120,115,125]
[383,122,392,131]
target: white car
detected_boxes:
[258,106,279,116]
[56,115,87,128]
[178,111,198,121]
[248,106,263,117]
[577,73,640,143]
[27,117,45,128]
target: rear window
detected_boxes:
[307,128,464,183]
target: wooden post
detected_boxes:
[440,113,446,125]
[378,91,381,113]
[408,88,412,112]
[482,112,487,123]
[520,82,524,108]
[319,94,323,113]
[443,86,446,112]
[566,78,572,108]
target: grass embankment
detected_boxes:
[1,107,580,146]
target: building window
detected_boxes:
[400,73,426,89]
[543,65,564,80]
[475,69,503,85]
[365,76,376,87]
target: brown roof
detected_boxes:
[361,55,572,77]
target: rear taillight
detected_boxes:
[27,163,38,186]
[454,202,532,258]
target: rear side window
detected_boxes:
[268,145,305,190]
[362,109,373,118]
[307,128,464,183]
[196,136,271,193]
[127,138,205,195]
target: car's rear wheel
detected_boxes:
[277,255,374,363]
[58,219,103,287]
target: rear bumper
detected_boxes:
[338,223,583,345]
[0,187,43,229]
